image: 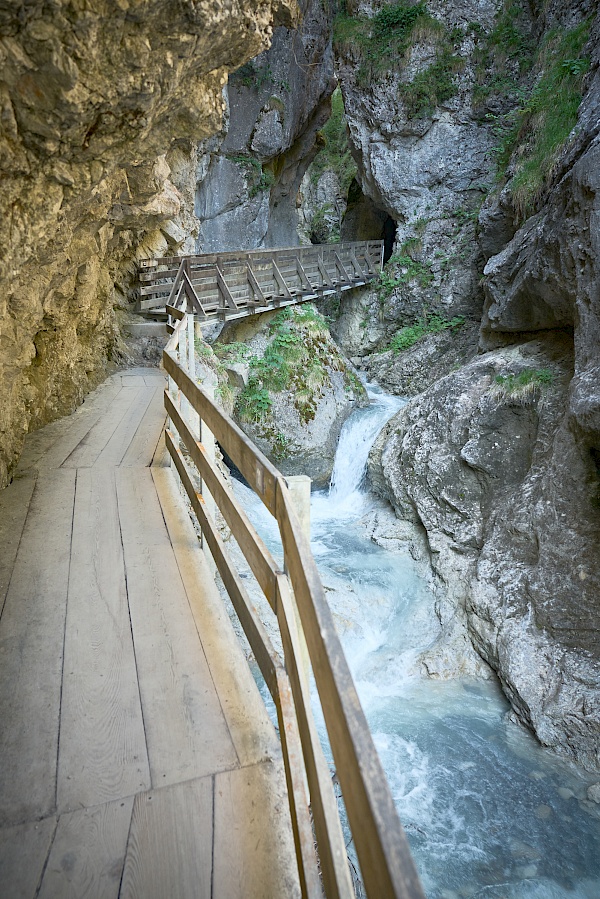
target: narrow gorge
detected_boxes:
[1,0,600,896]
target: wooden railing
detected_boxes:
[139,241,384,325]
[162,307,425,899]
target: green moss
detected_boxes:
[387,313,465,352]
[310,88,357,197]
[226,154,274,199]
[334,2,462,116]
[489,17,590,218]
[376,251,434,301]
[399,46,465,118]
[234,305,334,430]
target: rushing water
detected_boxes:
[233,383,600,899]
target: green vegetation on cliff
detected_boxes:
[484,10,590,218]
[311,88,357,196]
[386,313,465,353]
[333,1,463,116]
[229,307,335,435]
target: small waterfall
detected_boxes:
[312,382,404,523]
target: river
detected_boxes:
[232,382,600,899]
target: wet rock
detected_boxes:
[369,337,600,769]
[587,783,600,804]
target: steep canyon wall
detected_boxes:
[0,0,297,488]
[332,0,600,768]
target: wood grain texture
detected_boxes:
[0,469,76,826]
[0,474,36,618]
[116,467,239,785]
[17,378,122,474]
[38,797,133,899]
[156,448,281,751]
[213,761,302,899]
[60,386,143,469]
[120,778,212,899]
[119,386,166,468]
[0,817,57,899]
[57,468,150,812]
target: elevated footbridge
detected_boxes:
[137,240,384,328]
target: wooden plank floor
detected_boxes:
[0,368,300,899]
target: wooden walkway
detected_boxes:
[0,368,300,899]
[138,240,384,326]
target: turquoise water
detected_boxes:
[234,384,600,898]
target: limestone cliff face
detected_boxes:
[0,0,296,488]
[194,0,335,252]
[361,1,600,768]
[334,0,500,348]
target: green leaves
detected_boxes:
[388,314,465,352]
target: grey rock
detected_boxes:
[587,783,600,804]
[369,338,600,770]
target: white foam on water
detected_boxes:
[232,380,600,899]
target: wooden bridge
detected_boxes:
[137,240,384,326]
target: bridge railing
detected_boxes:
[162,307,425,899]
[139,241,384,324]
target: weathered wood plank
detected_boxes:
[120,779,213,899]
[164,433,279,695]
[0,817,57,899]
[60,386,143,469]
[57,468,150,812]
[116,467,239,785]
[0,474,36,618]
[151,462,281,767]
[0,470,76,826]
[89,387,156,468]
[37,798,133,899]
[18,379,123,474]
[213,761,302,899]
[120,386,166,468]
[274,671,324,899]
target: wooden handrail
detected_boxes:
[139,240,383,324]
[162,312,425,899]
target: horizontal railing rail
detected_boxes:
[139,241,384,326]
[161,308,425,899]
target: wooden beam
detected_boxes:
[164,393,279,608]
[216,264,238,311]
[162,350,279,514]
[276,574,354,899]
[246,263,268,305]
[273,260,293,299]
[274,478,426,899]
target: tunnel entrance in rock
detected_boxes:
[340,178,396,262]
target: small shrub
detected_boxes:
[236,379,272,422]
[310,88,357,196]
[389,314,465,352]
[493,367,553,396]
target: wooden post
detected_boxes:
[200,383,217,575]
[284,475,311,693]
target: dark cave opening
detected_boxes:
[340,178,396,261]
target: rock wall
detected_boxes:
[194,0,335,252]
[0,0,296,487]
[357,1,600,768]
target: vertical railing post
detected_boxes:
[200,384,216,575]
[283,475,312,692]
